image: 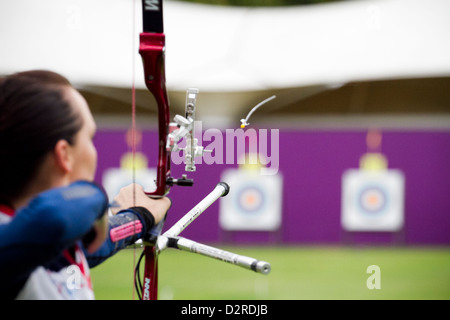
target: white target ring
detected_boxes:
[219,169,283,231]
[237,186,265,214]
[341,169,405,232]
[358,186,387,215]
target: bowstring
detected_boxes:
[131,0,138,300]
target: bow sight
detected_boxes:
[166,88,207,181]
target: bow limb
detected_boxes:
[136,0,168,301]
[136,0,199,300]
[139,32,171,197]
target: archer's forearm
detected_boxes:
[85,208,155,267]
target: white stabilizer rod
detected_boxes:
[169,237,271,275]
[157,182,230,251]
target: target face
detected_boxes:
[341,169,404,231]
[236,186,265,214]
[219,169,283,231]
[358,186,388,215]
[102,167,156,203]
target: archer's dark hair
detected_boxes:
[0,70,83,206]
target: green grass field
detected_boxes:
[90,245,450,300]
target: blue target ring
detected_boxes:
[357,185,389,217]
[233,184,266,217]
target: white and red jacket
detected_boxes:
[0,181,154,300]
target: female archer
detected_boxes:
[0,70,171,299]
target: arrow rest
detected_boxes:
[166,174,194,187]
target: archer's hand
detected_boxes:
[110,184,171,224]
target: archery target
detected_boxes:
[102,167,156,203]
[237,186,265,213]
[219,169,283,231]
[341,169,405,231]
[358,186,388,215]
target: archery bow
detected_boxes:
[134,0,167,300]
[134,0,271,300]
[135,0,204,300]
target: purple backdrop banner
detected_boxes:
[94,129,450,245]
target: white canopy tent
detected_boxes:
[1,0,449,127]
